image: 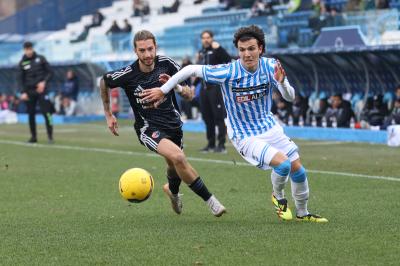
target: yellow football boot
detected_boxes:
[296,214,328,223]
[271,194,293,221]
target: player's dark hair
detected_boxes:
[201,30,214,38]
[23,41,33,49]
[133,30,156,48]
[233,25,265,54]
[333,93,343,99]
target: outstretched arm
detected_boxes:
[274,60,295,102]
[159,73,194,101]
[141,65,203,107]
[100,78,119,136]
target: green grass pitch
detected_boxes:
[1,121,399,265]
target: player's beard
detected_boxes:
[140,57,154,67]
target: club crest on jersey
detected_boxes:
[151,131,160,139]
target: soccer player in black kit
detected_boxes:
[19,41,54,143]
[100,30,226,217]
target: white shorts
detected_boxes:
[231,124,299,170]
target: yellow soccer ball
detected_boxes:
[119,168,154,203]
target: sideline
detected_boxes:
[1,139,399,182]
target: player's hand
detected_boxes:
[211,41,220,49]
[140,88,165,108]
[274,60,286,83]
[20,93,29,101]
[179,86,194,101]
[105,113,119,136]
[159,73,171,84]
[36,81,46,93]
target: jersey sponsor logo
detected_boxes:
[151,131,160,139]
[110,66,132,80]
[235,90,267,103]
[232,83,269,93]
[23,65,31,70]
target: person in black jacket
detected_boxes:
[325,94,354,128]
[197,30,231,153]
[19,41,54,143]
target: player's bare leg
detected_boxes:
[157,139,226,217]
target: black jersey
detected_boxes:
[18,52,53,89]
[103,55,183,131]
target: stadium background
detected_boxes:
[1,1,400,265]
[0,0,399,144]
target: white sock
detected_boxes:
[291,179,309,217]
[271,170,289,200]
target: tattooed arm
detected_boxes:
[100,78,119,136]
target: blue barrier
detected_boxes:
[17,114,105,125]
[182,121,387,144]
[17,115,387,144]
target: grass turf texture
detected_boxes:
[1,122,399,265]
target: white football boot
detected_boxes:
[206,195,226,217]
[163,183,183,214]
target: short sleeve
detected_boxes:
[202,63,231,85]
[103,65,132,88]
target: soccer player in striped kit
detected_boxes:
[100,30,226,217]
[141,25,327,222]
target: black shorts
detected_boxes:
[136,127,183,153]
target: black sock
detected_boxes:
[167,169,181,195]
[189,177,212,201]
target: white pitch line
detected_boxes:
[1,139,399,182]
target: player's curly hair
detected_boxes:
[233,25,265,54]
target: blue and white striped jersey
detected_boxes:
[202,57,279,140]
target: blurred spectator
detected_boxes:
[276,99,291,125]
[62,70,79,101]
[71,10,104,43]
[311,97,328,127]
[121,19,132,33]
[91,10,105,28]
[133,0,150,17]
[251,0,276,17]
[8,94,26,113]
[325,94,354,128]
[375,0,389,9]
[395,85,400,101]
[308,0,327,35]
[367,95,388,128]
[220,0,235,10]
[106,20,121,35]
[0,93,9,110]
[251,0,266,16]
[179,57,200,120]
[59,97,76,116]
[292,93,309,126]
[325,7,344,27]
[383,98,400,128]
[161,0,181,14]
[111,88,120,118]
[56,70,79,116]
[197,30,231,153]
[106,20,122,51]
[345,0,363,12]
